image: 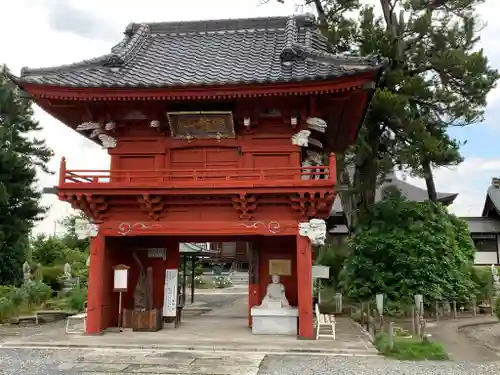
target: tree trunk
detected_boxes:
[421,158,438,202]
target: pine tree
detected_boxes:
[273,0,499,227]
[0,67,53,285]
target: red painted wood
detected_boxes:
[296,233,314,339]
[99,220,299,237]
[23,74,376,101]
[86,233,106,334]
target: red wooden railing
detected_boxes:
[58,154,337,186]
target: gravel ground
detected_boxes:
[259,355,500,375]
[1,349,500,375]
[461,322,500,350]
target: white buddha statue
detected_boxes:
[260,274,290,308]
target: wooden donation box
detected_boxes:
[131,265,163,332]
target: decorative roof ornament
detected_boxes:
[98,134,117,149]
[299,219,327,246]
[292,130,311,147]
[308,138,323,148]
[76,122,101,131]
[306,117,327,133]
[75,218,99,239]
[492,177,500,188]
[102,54,125,68]
[105,121,116,131]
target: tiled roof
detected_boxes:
[16,15,385,88]
[482,179,500,217]
[330,171,457,216]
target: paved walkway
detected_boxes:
[55,348,264,375]
[426,317,500,361]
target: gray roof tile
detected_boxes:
[17,15,384,88]
[330,171,457,216]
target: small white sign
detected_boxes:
[312,265,330,279]
[163,269,178,317]
[113,269,128,291]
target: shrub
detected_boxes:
[68,288,87,312]
[0,297,15,322]
[342,193,477,302]
[41,265,64,291]
[20,281,52,306]
[0,286,15,299]
[496,297,500,322]
[213,275,232,289]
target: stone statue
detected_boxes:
[260,275,290,308]
[299,218,327,246]
[292,130,311,147]
[63,263,72,279]
[22,261,31,283]
[491,264,500,287]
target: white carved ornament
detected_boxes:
[75,218,100,239]
[292,130,311,147]
[306,117,327,133]
[76,121,117,149]
[298,218,327,246]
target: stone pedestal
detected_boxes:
[250,306,298,335]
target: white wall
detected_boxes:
[474,251,499,265]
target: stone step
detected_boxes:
[0,342,378,356]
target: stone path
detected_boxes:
[3,348,500,375]
[56,349,264,375]
[426,317,500,362]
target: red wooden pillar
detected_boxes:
[86,233,106,334]
[296,232,314,339]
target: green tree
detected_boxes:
[340,189,477,302]
[0,67,53,285]
[58,212,90,252]
[274,0,498,226]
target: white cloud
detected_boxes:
[0,0,499,234]
[405,157,498,217]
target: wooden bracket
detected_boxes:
[232,193,258,220]
[137,194,166,220]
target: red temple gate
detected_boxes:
[10,15,384,339]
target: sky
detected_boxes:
[1,0,499,235]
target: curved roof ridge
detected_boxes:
[292,43,386,67]
[128,14,316,35]
[20,24,152,77]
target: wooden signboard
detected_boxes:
[167,111,235,139]
[113,264,130,292]
[163,269,178,317]
[269,259,291,276]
